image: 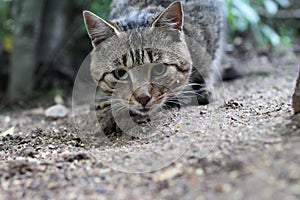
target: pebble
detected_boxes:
[5,116,10,123]
[20,147,37,158]
[195,168,204,176]
[215,184,232,193]
[45,105,69,118]
[153,167,183,182]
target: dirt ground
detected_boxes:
[1,51,300,200]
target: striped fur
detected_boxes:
[83,0,224,114]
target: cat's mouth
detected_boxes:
[131,106,158,116]
[127,95,166,115]
[137,108,150,113]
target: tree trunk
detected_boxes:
[39,0,71,64]
[7,0,45,102]
[8,0,45,101]
[37,0,83,83]
[6,0,82,102]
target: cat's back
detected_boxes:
[109,0,223,58]
[110,0,221,23]
[110,0,174,18]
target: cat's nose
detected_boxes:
[135,94,152,107]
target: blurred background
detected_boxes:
[0,0,299,110]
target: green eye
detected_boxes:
[152,64,167,76]
[113,69,129,80]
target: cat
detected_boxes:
[83,0,224,119]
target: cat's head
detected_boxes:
[83,1,193,115]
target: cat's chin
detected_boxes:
[137,108,150,113]
[131,108,153,116]
[129,106,161,116]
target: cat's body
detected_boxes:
[83,0,224,116]
[110,0,223,61]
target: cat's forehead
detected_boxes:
[111,46,191,69]
[94,27,182,51]
[112,48,161,68]
[94,30,185,61]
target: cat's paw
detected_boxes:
[94,98,118,135]
[94,98,111,111]
[196,90,211,105]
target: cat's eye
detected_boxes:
[113,69,129,80]
[152,64,167,77]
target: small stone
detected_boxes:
[215,185,223,193]
[229,171,240,179]
[1,181,9,190]
[48,144,56,149]
[195,168,204,176]
[20,147,37,157]
[45,104,69,118]
[215,184,232,193]
[5,116,10,123]
[99,168,111,174]
[153,166,183,182]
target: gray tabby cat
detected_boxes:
[83,0,223,116]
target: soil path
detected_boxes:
[1,56,300,200]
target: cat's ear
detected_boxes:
[83,11,120,47]
[151,1,183,31]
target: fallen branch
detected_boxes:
[293,69,300,114]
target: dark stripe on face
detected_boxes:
[146,49,153,63]
[101,74,114,87]
[122,54,127,67]
[99,72,117,92]
[130,50,135,64]
[141,50,145,65]
[135,49,141,65]
[99,72,110,82]
[164,63,190,73]
[99,80,113,95]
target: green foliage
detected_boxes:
[89,0,111,19]
[75,0,112,35]
[222,0,292,46]
[75,0,111,19]
[0,0,295,49]
[0,0,13,50]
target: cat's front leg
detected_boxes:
[94,97,118,135]
[189,69,212,106]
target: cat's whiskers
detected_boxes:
[111,103,128,113]
[164,83,211,107]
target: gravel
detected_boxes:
[0,55,300,200]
